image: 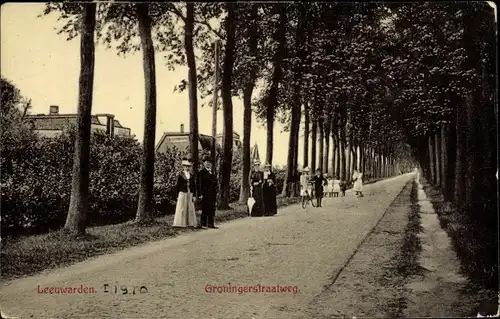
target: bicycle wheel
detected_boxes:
[302,196,308,209]
[310,195,316,207]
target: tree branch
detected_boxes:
[167,3,186,23]
[194,19,223,39]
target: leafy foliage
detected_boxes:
[1,128,176,237]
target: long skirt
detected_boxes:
[173,191,197,227]
[250,186,265,217]
[315,187,324,199]
[353,179,363,192]
[263,184,277,216]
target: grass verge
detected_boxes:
[419,179,499,316]
[1,196,301,282]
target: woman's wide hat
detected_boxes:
[303,166,310,172]
[264,162,271,167]
[181,157,192,166]
[254,159,261,165]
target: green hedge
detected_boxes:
[1,129,287,238]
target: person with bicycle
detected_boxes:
[300,167,313,207]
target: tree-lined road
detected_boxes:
[0,174,413,319]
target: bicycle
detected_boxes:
[301,188,316,209]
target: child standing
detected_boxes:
[332,176,341,197]
[340,179,347,197]
[326,175,334,197]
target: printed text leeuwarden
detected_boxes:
[37,285,97,294]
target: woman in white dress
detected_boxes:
[173,158,198,228]
[299,167,311,197]
[352,170,364,198]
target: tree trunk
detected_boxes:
[351,143,355,171]
[282,108,301,196]
[265,4,286,166]
[238,4,258,204]
[335,132,341,178]
[331,129,336,177]
[428,134,435,184]
[218,3,236,209]
[266,107,274,165]
[135,3,157,224]
[346,140,351,181]
[318,118,324,172]
[479,51,497,227]
[185,3,199,174]
[239,85,253,204]
[446,116,457,202]
[360,145,365,174]
[324,122,330,173]
[464,94,474,213]
[64,2,96,235]
[340,129,346,180]
[292,112,301,197]
[303,107,309,168]
[282,3,305,197]
[454,99,466,207]
[434,132,441,187]
[440,124,447,197]
[379,152,383,178]
[311,120,317,172]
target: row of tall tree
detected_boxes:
[43,2,495,237]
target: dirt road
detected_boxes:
[0,174,414,319]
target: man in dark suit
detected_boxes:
[197,156,218,229]
[312,168,328,207]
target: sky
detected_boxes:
[0,3,296,166]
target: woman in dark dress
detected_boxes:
[262,163,277,216]
[250,160,265,217]
[312,168,328,207]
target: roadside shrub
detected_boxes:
[1,128,264,238]
[1,129,187,237]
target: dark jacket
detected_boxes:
[263,171,276,189]
[197,167,218,199]
[312,174,328,191]
[251,171,264,186]
[176,171,196,196]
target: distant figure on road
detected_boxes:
[250,160,265,217]
[332,176,341,197]
[353,170,364,198]
[340,179,347,197]
[173,158,198,228]
[263,163,278,216]
[312,168,328,207]
[197,156,218,229]
[326,175,334,197]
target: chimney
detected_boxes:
[49,105,59,115]
[180,124,184,133]
[106,115,115,137]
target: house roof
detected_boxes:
[216,131,240,138]
[155,132,221,153]
[24,114,128,130]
